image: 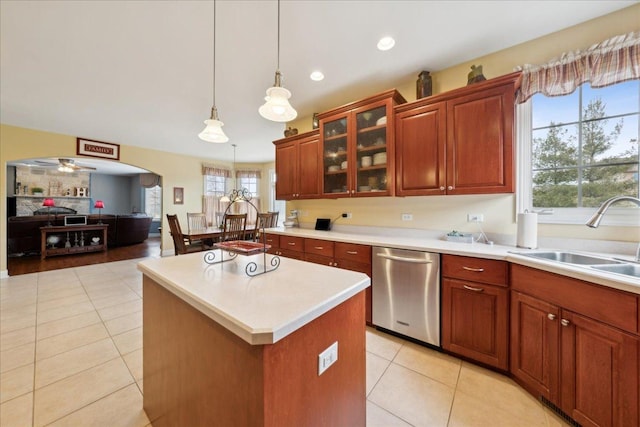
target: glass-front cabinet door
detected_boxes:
[318,89,405,198]
[354,103,390,196]
[321,114,349,196]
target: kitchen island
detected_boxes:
[138,251,370,427]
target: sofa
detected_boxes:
[7,213,153,256]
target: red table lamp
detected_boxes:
[94,200,105,224]
[43,198,55,226]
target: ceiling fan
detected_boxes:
[34,158,97,172]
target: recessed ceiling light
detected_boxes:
[310,71,325,81]
[377,36,395,51]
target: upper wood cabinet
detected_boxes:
[273,130,322,200]
[317,90,406,198]
[395,72,519,196]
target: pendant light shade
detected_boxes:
[259,0,297,122]
[199,0,228,143]
[199,106,229,143]
[259,71,297,122]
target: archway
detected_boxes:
[6,157,163,275]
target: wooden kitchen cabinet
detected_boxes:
[395,72,518,196]
[300,238,373,325]
[511,290,560,402]
[318,90,405,198]
[511,265,639,427]
[277,235,305,260]
[441,255,509,370]
[273,130,322,200]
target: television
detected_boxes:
[64,215,87,226]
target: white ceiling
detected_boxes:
[1,1,634,166]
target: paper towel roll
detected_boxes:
[517,212,538,249]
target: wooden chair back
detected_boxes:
[166,214,188,255]
[222,213,247,241]
[254,212,279,241]
[187,212,207,232]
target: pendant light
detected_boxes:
[199,0,228,143]
[220,144,250,203]
[258,0,297,122]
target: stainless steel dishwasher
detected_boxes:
[372,247,440,346]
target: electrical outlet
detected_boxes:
[467,213,484,223]
[401,213,413,221]
[318,341,338,375]
[341,212,352,218]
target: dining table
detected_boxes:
[184,225,258,243]
[184,226,224,242]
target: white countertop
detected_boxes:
[137,252,370,345]
[267,227,640,295]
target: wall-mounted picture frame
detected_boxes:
[76,138,120,160]
[173,187,184,204]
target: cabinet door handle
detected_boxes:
[448,185,454,190]
[288,242,296,246]
[462,266,485,272]
[346,250,358,255]
[314,246,324,250]
[561,319,571,327]
[440,186,445,191]
[463,285,484,292]
[547,313,556,320]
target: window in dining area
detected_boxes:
[202,165,231,227]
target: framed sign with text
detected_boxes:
[76,138,120,160]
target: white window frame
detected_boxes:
[144,185,162,220]
[269,168,285,226]
[516,101,640,227]
[204,174,228,197]
[238,174,259,197]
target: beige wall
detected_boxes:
[0,124,272,272]
[2,6,639,272]
[286,4,640,243]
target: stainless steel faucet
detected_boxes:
[586,196,640,262]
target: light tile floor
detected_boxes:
[1,257,570,427]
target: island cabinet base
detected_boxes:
[142,276,366,427]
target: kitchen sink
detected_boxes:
[591,264,640,278]
[516,251,623,265]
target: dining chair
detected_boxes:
[187,212,213,247]
[221,213,247,242]
[166,214,204,255]
[254,211,279,242]
[187,212,207,231]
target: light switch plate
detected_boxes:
[318,341,338,375]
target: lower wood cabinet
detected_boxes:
[441,255,509,370]
[442,278,509,370]
[266,234,373,325]
[511,265,639,427]
[276,235,305,260]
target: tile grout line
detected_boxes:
[39,382,137,427]
[31,270,43,427]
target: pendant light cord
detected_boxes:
[212,0,217,105]
[276,0,280,71]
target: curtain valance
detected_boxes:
[202,165,231,177]
[236,169,261,179]
[516,31,639,103]
[139,173,161,188]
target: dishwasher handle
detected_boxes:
[376,253,433,264]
